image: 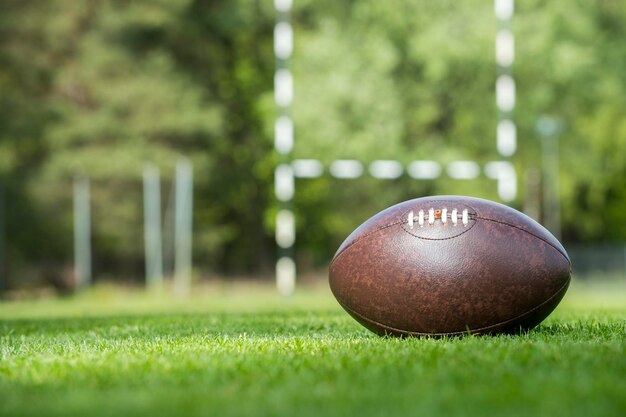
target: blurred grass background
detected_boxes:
[1,278,625,417]
[0,275,624,319]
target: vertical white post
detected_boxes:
[174,159,193,296]
[542,134,561,240]
[73,176,92,289]
[537,117,562,240]
[274,0,296,296]
[161,176,177,278]
[495,0,517,202]
[143,165,163,291]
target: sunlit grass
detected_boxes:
[1,279,625,417]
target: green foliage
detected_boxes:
[1,283,625,417]
[514,0,626,241]
[0,0,625,283]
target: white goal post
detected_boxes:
[273,0,517,295]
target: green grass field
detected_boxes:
[1,280,625,417]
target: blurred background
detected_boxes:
[0,0,624,296]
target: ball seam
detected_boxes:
[330,219,405,267]
[476,216,571,265]
[399,219,476,241]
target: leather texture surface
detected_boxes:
[329,196,571,337]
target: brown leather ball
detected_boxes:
[329,196,571,337]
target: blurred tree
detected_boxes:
[1,0,278,284]
[0,0,71,289]
[0,0,624,288]
[514,0,626,242]
[289,0,502,263]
